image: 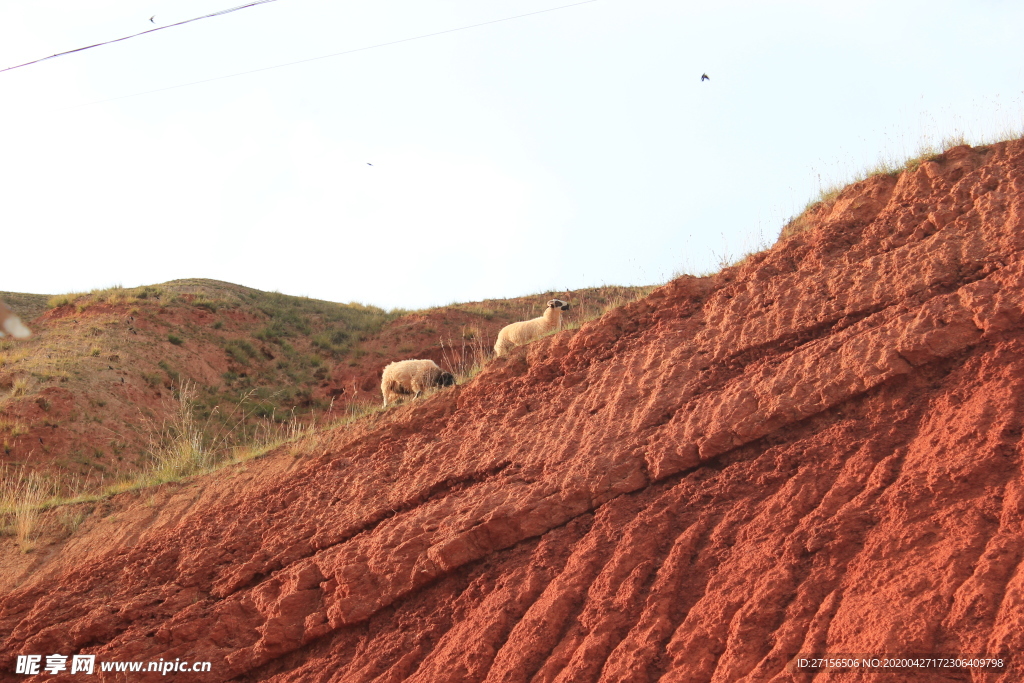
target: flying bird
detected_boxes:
[367,163,373,166]
[149,15,156,23]
[701,73,709,81]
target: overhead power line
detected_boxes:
[60,0,599,110]
[1,0,285,74]
[3,0,597,77]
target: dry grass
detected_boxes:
[132,381,346,485]
[0,418,29,436]
[0,347,30,368]
[0,468,50,552]
[0,380,380,530]
[563,286,659,330]
[0,382,326,533]
[782,132,1023,242]
[8,377,31,397]
[56,507,88,538]
[48,285,157,311]
[439,332,490,386]
[141,382,220,483]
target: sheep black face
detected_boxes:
[436,372,456,387]
[547,299,570,311]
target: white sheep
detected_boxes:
[0,300,30,339]
[493,299,571,357]
[381,359,456,407]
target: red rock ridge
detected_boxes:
[2,140,1024,681]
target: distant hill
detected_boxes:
[0,291,50,323]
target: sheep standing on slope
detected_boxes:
[381,359,456,407]
[494,299,571,357]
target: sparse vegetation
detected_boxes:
[158,361,180,384]
[9,377,30,397]
[0,291,50,321]
[225,339,258,365]
[562,286,659,330]
[0,278,665,539]
[439,334,489,387]
[463,305,497,320]
[47,294,75,309]
[0,418,30,437]
[57,507,88,538]
[0,379,387,532]
[0,468,49,552]
[782,132,1022,241]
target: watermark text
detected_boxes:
[16,654,212,675]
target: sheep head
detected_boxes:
[547,299,570,311]
[436,372,456,387]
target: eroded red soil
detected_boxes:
[3,141,1024,681]
[0,278,636,484]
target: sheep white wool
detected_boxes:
[0,300,30,339]
[381,359,456,407]
[493,299,570,357]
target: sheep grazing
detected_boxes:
[0,300,30,339]
[381,359,456,407]
[494,299,571,357]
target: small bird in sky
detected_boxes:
[367,163,373,166]
[701,73,709,81]
[150,15,156,23]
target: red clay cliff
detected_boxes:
[3,140,1024,681]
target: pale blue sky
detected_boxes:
[1,0,1021,308]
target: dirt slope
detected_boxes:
[3,140,1024,681]
[0,280,641,483]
